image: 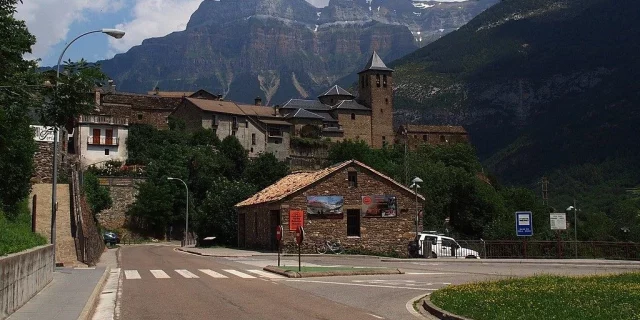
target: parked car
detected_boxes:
[103,231,120,246]
[417,233,480,259]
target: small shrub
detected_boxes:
[0,201,47,256]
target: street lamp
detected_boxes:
[50,28,125,264]
[410,177,423,240]
[168,177,189,247]
[567,200,578,258]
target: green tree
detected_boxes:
[0,0,40,214]
[219,136,248,179]
[127,182,175,237]
[83,172,112,214]
[244,153,289,190]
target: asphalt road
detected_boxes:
[119,246,640,320]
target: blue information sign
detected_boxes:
[515,211,533,237]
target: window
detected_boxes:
[165,116,169,124]
[347,210,361,237]
[423,135,428,141]
[269,127,282,137]
[361,76,364,88]
[440,135,446,143]
[232,130,236,136]
[383,74,388,87]
[137,114,143,120]
[251,133,256,145]
[105,129,113,145]
[232,116,238,128]
[380,108,383,114]
[385,98,389,104]
[330,98,334,105]
[382,136,387,146]
[376,74,381,87]
[212,115,218,126]
[104,149,109,155]
[351,113,356,120]
[348,171,357,188]
[250,147,254,153]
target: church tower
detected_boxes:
[357,51,394,149]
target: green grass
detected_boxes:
[0,201,47,256]
[431,273,640,320]
[274,266,386,273]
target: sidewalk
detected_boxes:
[7,248,118,320]
[381,258,640,265]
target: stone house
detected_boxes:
[278,51,395,148]
[74,115,129,169]
[234,160,425,257]
[396,125,468,151]
[171,97,291,160]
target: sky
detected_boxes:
[16,0,330,67]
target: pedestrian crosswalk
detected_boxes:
[123,268,284,280]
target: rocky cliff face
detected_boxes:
[99,0,497,104]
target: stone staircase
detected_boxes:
[30,184,82,267]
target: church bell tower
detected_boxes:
[357,51,394,149]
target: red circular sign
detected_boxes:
[276,225,283,241]
[363,196,372,205]
[295,226,304,245]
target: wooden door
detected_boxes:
[92,129,100,144]
[105,129,113,145]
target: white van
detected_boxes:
[417,233,481,259]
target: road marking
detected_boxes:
[247,269,285,279]
[287,279,436,291]
[367,313,385,319]
[405,272,453,275]
[175,269,200,278]
[150,270,170,279]
[199,269,228,278]
[124,270,141,279]
[406,293,430,318]
[223,269,256,278]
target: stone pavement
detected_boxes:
[7,248,118,320]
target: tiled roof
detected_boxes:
[359,51,394,73]
[285,108,325,120]
[238,104,278,117]
[401,124,467,134]
[333,100,370,111]
[260,119,292,126]
[280,99,330,111]
[186,97,245,116]
[235,160,425,208]
[319,85,354,98]
[147,91,194,97]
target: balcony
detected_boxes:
[79,115,129,126]
[88,136,119,146]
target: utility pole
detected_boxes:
[541,177,549,206]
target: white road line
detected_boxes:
[247,270,285,279]
[367,313,385,319]
[223,269,256,279]
[150,270,170,279]
[124,270,141,279]
[405,272,453,275]
[199,269,228,278]
[175,269,200,278]
[287,279,437,291]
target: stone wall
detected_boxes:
[358,71,394,148]
[0,245,54,319]
[31,137,67,184]
[100,92,182,129]
[336,109,372,144]
[239,163,423,257]
[95,177,143,234]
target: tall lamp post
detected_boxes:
[409,177,423,239]
[168,177,189,247]
[50,29,125,264]
[567,200,578,258]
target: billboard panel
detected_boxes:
[361,195,397,218]
[306,196,343,215]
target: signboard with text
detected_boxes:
[361,195,397,218]
[30,125,57,142]
[516,211,533,236]
[289,210,304,231]
[550,213,567,230]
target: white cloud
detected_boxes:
[107,0,203,56]
[15,0,125,61]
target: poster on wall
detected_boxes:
[289,210,304,231]
[361,195,397,217]
[306,196,344,215]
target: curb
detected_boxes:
[421,295,473,320]
[176,248,395,259]
[78,266,111,320]
[380,258,640,265]
[263,265,404,278]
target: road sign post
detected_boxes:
[550,213,566,258]
[276,225,283,267]
[516,211,533,258]
[296,226,304,272]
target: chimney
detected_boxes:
[95,90,101,106]
[255,96,262,106]
[218,94,224,101]
[273,104,280,116]
[154,87,160,95]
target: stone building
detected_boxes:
[396,125,468,151]
[234,160,425,257]
[74,115,129,169]
[279,51,395,148]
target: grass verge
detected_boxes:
[273,266,386,273]
[0,201,47,256]
[430,273,640,320]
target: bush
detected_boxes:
[0,201,47,256]
[83,172,112,214]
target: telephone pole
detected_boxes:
[541,177,549,206]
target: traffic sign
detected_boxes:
[296,226,305,245]
[276,225,283,241]
[550,213,567,230]
[516,211,533,236]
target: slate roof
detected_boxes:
[401,124,467,134]
[313,111,339,122]
[359,51,394,73]
[318,85,354,98]
[147,91,194,97]
[235,160,425,208]
[185,97,245,116]
[280,99,330,111]
[238,104,278,117]
[333,100,370,111]
[285,108,325,120]
[260,119,292,126]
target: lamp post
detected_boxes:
[567,200,578,258]
[50,29,125,264]
[410,177,423,239]
[168,177,189,247]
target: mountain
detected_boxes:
[391,0,640,186]
[99,0,497,105]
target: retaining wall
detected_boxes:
[0,245,54,319]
